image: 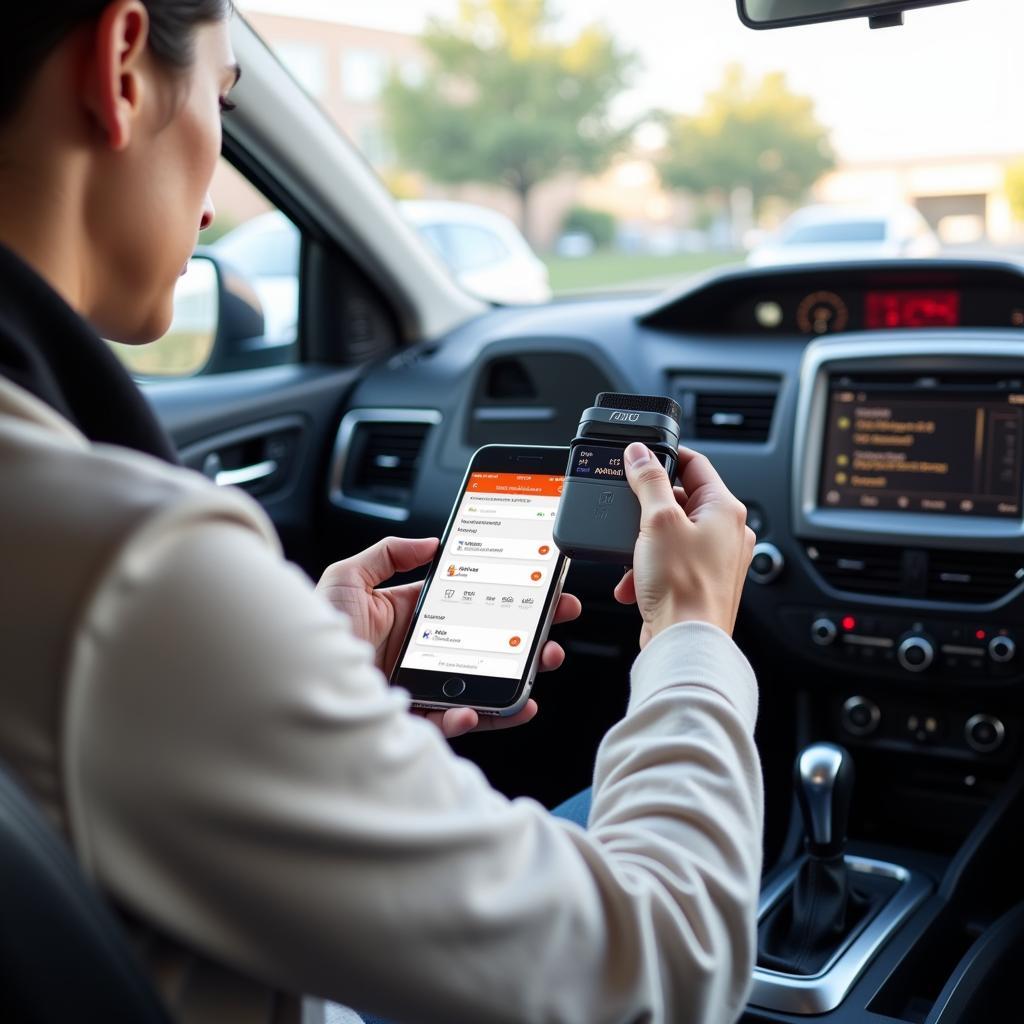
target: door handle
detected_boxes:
[213,459,278,487]
[188,417,304,493]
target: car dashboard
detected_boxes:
[326,257,1024,1023]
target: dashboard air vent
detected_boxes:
[806,542,1024,604]
[806,542,905,596]
[927,551,1024,604]
[329,410,441,521]
[694,391,777,442]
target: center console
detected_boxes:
[743,335,1024,1023]
[781,338,1024,766]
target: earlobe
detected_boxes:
[82,0,151,152]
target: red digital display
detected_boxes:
[865,290,961,329]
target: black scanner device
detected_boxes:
[553,392,682,563]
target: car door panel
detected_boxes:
[144,363,364,575]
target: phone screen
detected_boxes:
[398,470,565,681]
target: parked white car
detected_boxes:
[399,200,551,305]
[211,211,301,340]
[747,204,941,267]
[212,200,550,324]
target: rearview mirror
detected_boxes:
[737,0,966,30]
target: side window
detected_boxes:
[109,159,301,378]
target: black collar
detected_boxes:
[0,243,178,463]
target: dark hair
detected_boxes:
[1,1,231,123]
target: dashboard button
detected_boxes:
[989,635,1016,664]
[842,696,880,736]
[749,542,784,585]
[964,714,1005,754]
[811,617,838,647]
[907,712,942,744]
[442,677,467,698]
[897,636,935,673]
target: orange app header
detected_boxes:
[467,472,564,497]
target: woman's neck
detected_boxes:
[0,152,91,317]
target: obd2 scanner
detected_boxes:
[553,393,682,563]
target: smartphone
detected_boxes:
[390,445,570,716]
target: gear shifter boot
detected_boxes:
[757,856,897,976]
[758,743,900,976]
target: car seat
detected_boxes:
[0,759,171,1023]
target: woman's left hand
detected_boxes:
[316,536,582,739]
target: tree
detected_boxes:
[381,0,636,244]
[659,65,835,223]
[1005,159,1024,223]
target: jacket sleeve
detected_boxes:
[64,507,763,1024]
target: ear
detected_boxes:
[81,1,151,151]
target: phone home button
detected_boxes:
[442,677,467,698]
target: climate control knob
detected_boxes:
[811,617,838,647]
[965,714,1005,754]
[989,635,1016,665]
[897,635,935,673]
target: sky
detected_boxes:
[238,0,1024,163]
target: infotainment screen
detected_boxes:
[819,374,1024,519]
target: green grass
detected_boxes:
[543,250,743,294]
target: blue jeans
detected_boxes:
[357,788,593,1024]
[549,786,593,828]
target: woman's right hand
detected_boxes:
[615,443,755,647]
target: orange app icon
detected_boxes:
[447,564,456,576]
[538,545,550,555]
[530,571,542,581]
[508,635,522,648]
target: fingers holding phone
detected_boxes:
[617,443,754,644]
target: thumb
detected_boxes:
[351,536,438,588]
[624,443,680,527]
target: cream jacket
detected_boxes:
[0,374,764,1024]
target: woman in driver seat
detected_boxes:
[0,3,762,1023]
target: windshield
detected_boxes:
[234,0,1024,302]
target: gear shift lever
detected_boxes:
[758,742,869,976]
[796,743,854,860]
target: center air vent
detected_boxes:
[670,375,780,443]
[694,392,777,441]
[807,541,1024,604]
[928,550,1024,604]
[329,409,441,520]
[806,542,904,596]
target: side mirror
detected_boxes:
[736,0,966,30]
[110,250,298,379]
[109,256,225,378]
[192,247,292,375]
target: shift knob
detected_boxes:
[795,742,854,859]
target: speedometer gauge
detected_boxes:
[797,291,849,335]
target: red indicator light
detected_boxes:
[842,616,857,631]
[975,629,987,641]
